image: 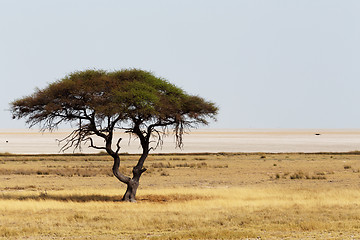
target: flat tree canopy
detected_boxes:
[11,69,218,201]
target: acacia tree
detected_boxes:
[11,69,218,202]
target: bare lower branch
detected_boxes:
[57,128,83,152]
[88,138,107,150]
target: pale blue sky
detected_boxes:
[1,0,360,129]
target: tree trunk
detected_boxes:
[122,179,139,202]
[111,153,147,202]
[111,154,136,201]
[111,128,149,202]
[121,150,148,202]
[112,155,131,184]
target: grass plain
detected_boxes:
[1,152,360,239]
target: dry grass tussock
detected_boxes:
[1,153,360,239]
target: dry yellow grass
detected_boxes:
[1,153,360,239]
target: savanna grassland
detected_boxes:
[1,153,360,239]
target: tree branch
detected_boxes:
[88,138,107,150]
[115,138,122,154]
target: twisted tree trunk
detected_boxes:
[122,150,148,202]
[111,150,148,202]
[122,180,139,202]
[112,155,131,185]
[111,123,150,202]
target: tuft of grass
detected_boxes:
[36,170,49,175]
[0,227,19,238]
[290,171,310,179]
[67,213,86,222]
[212,164,228,168]
[169,157,186,160]
[175,162,195,168]
[311,175,327,180]
[273,171,327,180]
[151,162,174,168]
[4,185,37,191]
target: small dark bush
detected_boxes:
[344,165,352,169]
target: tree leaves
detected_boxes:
[11,68,218,149]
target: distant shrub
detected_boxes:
[160,171,170,176]
[196,162,208,168]
[344,165,352,169]
[0,152,13,156]
[170,157,186,160]
[36,170,49,175]
[175,163,193,168]
[311,175,326,180]
[290,171,310,179]
[212,164,228,168]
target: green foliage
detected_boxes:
[11,68,218,150]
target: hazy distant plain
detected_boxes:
[1,129,359,154]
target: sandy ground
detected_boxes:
[0,128,360,154]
